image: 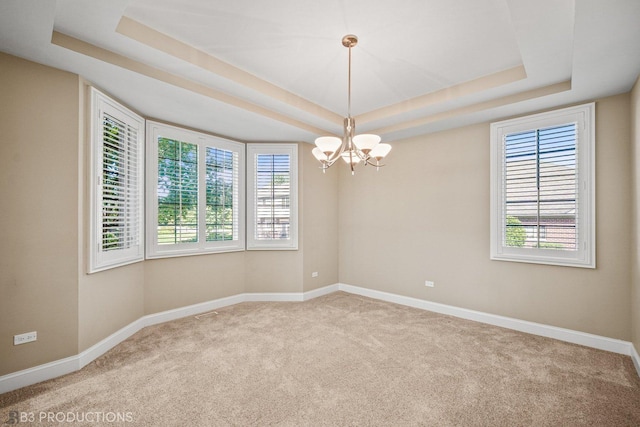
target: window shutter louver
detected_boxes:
[206,147,239,242]
[504,124,577,250]
[101,114,142,252]
[90,88,145,273]
[157,139,199,245]
[254,154,291,241]
[247,144,298,250]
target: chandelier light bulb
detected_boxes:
[314,136,342,155]
[312,147,327,162]
[341,151,362,164]
[352,134,381,154]
[369,143,392,160]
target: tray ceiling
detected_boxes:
[1,0,639,143]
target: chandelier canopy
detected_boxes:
[312,35,391,175]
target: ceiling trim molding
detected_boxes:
[50,31,333,138]
[116,16,343,126]
[370,80,572,136]
[358,65,528,125]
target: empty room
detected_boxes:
[1,0,640,425]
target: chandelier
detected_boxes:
[312,35,391,175]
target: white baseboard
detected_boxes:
[0,285,336,394]
[632,343,640,379]
[303,284,340,301]
[244,292,302,302]
[142,294,246,326]
[244,284,340,302]
[1,282,637,394]
[0,354,80,396]
[77,294,248,370]
[338,283,633,356]
[78,317,146,370]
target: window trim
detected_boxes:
[88,88,145,273]
[246,143,298,250]
[146,121,245,259]
[490,103,595,268]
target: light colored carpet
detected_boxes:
[1,292,639,426]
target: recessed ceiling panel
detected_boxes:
[123,0,523,115]
[3,0,638,145]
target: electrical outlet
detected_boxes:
[425,280,435,288]
[14,331,37,345]
[311,272,319,278]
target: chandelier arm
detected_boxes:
[317,144,346,171]
[353,149,368,161]
[324,139,348,165]
[365,158,386,167]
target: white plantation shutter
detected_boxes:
[247,144,298,250]
[504,124,577,249]
[90,88,144,272]
[156,139,199,245]
[146,122,245,258]
[491,103,595,268]
[205,147,239,242]
[254,154,291,240]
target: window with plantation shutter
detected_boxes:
[89,88,145,273]
[490,103,595,268]
[491,104,595,268]
[504,124,578,248]
[247,144,298,250]
[146,121,245,258]
[156,138,199,245]
[205,147,238,242]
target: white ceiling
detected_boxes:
[1,0,639,143]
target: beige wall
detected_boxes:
[0,53,80,375]
[245,251,302,293]
[78,264,145,351]
[301,143,339,292]
[144,253,245,314]
[631,76,640,355]
[339,94,632,340]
